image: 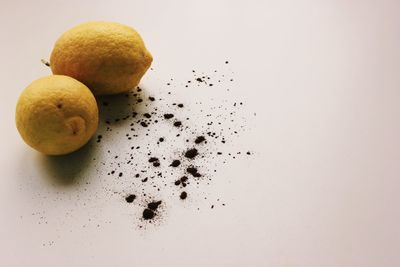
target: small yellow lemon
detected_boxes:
[50,21,153,95]
[15,75,99,155]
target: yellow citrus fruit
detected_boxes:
[50,21,153,95]
[15,75,99,155]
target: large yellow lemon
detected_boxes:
[15,75,99,155]
[50,21,153,95]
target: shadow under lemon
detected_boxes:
[96,88,148,128]
[38,139,97,186]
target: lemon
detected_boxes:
[50,21,153,95]
[15,75,99,155]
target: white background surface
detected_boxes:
[1,0,400,266]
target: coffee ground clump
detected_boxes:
[142,200,162,220]
[142,209,155,220]
[153,162,160,167]
[149,157,159,162]
[147,200,162,210]
[125,194,136,203]
[175,176,189,187]
[187,166,201,177]
[164,114,174,119]
[148,157,160,167]
[194,136,206,144]
[170,160,181,167]
[180,191,187,200]
[185,148,198,159]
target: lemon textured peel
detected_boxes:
[15,75,99,155]
[50,21,153,95]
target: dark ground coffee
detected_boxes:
[92,60,253,227]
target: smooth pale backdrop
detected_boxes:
[1,0,400,266]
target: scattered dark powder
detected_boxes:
[42,61,254,228]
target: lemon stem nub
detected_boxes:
[41,59,50,67]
